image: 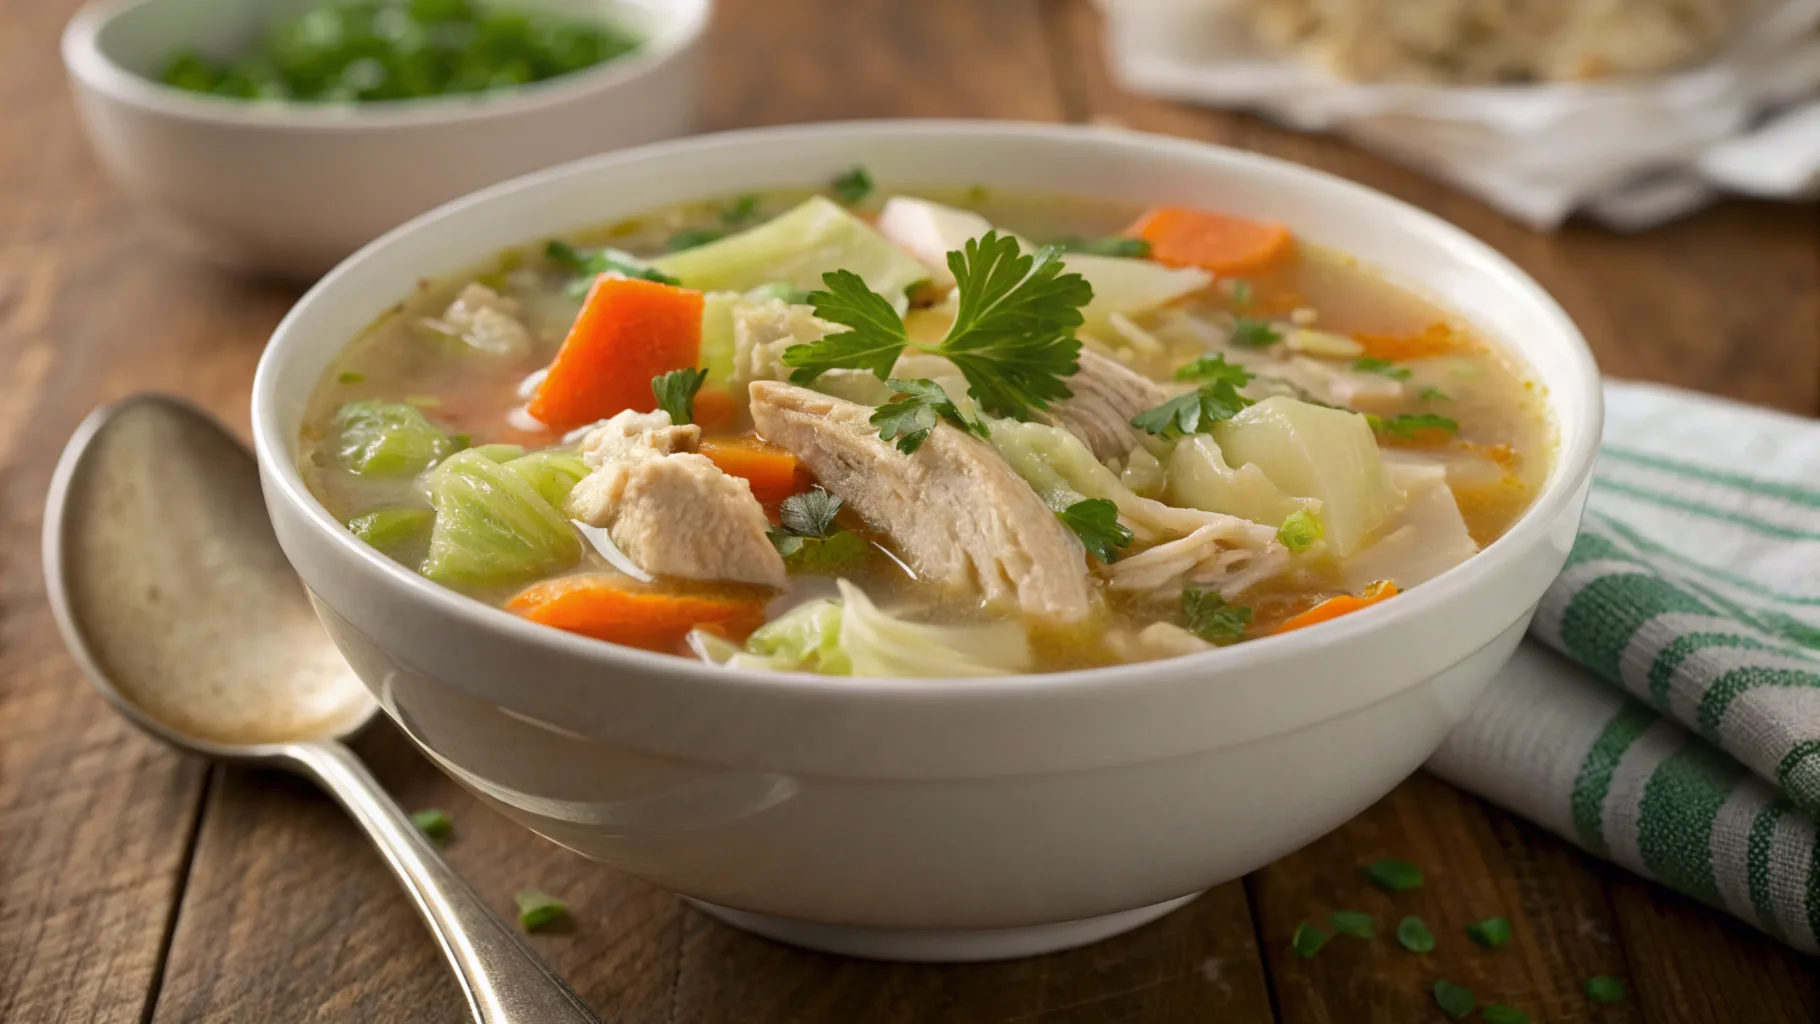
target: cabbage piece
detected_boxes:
[652,197,929,308]
[698,291,742,384]
[987,419,1212,541]
[871,197,1210,331]
[347,509,434,554]
[1340,461,1479,591]
[1165,434,1315,528]
[836,581,1031,678]
[504,451,590,508]
[1212,396,1399,556]
[332,400,453,477]
[420,450,582,589]
[732,599,850,674]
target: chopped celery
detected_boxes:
[698,291,742,384]
[504,451,591,508]
[1213,397,1399,556]
[420,450,581,589]
[651,196,928,307]
[347,509,434,554]
[332,400,453,477]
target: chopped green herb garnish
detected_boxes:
[1364,858,1425,891]
[1584,977,1626,1004]
[720,193,760,225]
[1227,280,1253,306]
[545,239,680,287]
[1056,498,1133,563]
[1052,236,1151,258]
[1396,916,1435,953]
[450,433,471,451]
[1353,357,1412,380]
[1483,1005,1532,1024]
[769,529,871,573]
[1183,587,1252,645]
[831,166,874,205]
[651,367,708,425]
[1417,384,1449,402]
[1328,910,1375,939]
[1433,980,1475,1019]
[777,486,842,539]
[1277,509,1323,553]
[1468,916,1513,948]
[1290,921,1328,958]
[1369,413,1460,439]
[667,227,726,252]
[1135,356,1254,437]
[338,371,365,385]
[786,232,1089,420]
[869,378,988,454]
[1229,317,1282,348]
[410,809,453,844]
[514,890,568,932]
[965,185,990,205]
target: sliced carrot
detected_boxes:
[1125,206,1294,275]
[526,277,704,432]
[692,385,738,433]
[699,436,810,504]
[508,575,766,651]
[1354,322,1458,361]
[1275,580,1399,635]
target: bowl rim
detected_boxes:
[253,119,1603,699]
[60,0,710,131]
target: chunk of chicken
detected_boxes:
[748,381,1095,623]
[567,453,786,589]
[423,283,532,357]
[729,300,895,406]
[1043,349,1167,461]
[574,409,700,466]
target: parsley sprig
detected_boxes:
[651,368,708,425]
[545,239,679,291]
[1134,355,1254,438]
[783,231,1090,421]
[768,487,871,573]
[1055,498,1132,563]
[870,379,988,454]
[1183,587,1252,645]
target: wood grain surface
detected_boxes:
[1,0,1816,1021]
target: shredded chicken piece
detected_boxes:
[1106,622,1215,663]
[1043,349,1167,461]
[1101,520,1289,601]
[423,283,531,357]
[574,409,700,466]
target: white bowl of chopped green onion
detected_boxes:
[62,0,708,279]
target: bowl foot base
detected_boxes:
[685,891,1204,963]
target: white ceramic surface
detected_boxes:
[252,122,1602,961]
[61,0,708,279]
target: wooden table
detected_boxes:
[4,1,1818,1021]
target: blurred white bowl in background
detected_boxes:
[62,0,710,279]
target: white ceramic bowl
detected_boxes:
[61,0,708,279]
[253,122,1602,962]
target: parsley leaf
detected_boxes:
[650,367,708,425]
[410,808,452,844]
[545,239,680,288]
[720,193,759,225]
[1277,509,1323,553]
[1584,977,1626,1004]
[1354,357,1412,380]
[778,486,842,538]
[1483,1006,1532,1024]
[1329,910,1375,939]
[667,227,725,252]
[1369,413,1460,439]
[514,890,568,932]
[1396,915,1436,953]
[1226,279,1254,306]
[1135,356,1254,437]
[1417,384,1450,402]
[1183,587,1251,645]
[1468,916,1513,948]
[1364,858,1425,891]
[1433,981,1475,1020]
[1290,921,1328,959]
[787,270,913,382]
[1229,316,1282,348]
[769,487,870,573]
[788,232,1089,421]
[831,166,873,205]
[869,378,988,454]
[1056,498,1132,563]
[1053,235,1150,258]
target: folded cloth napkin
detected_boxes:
[1098,0,1820,230]
[1427,380,1820,954]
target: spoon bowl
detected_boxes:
[44,394,601,1024]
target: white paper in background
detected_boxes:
[1097,0,1820,230]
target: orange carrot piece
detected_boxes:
[1125,206,1294,275]
[699,436,810,504]
[692,385,738,433]
[508,575,766,651]
[526,278,704,432]
[1276,580,1399,635]
[1354,322,1458,361]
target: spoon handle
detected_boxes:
[286,740,603,1024]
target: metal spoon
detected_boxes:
[43,394,601,1024]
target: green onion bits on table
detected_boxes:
[159,0,640,103]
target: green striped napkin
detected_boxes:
[1427,380,1820,955]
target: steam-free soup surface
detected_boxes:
[301,177,1550,676]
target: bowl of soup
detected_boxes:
[252,121,1600,962]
